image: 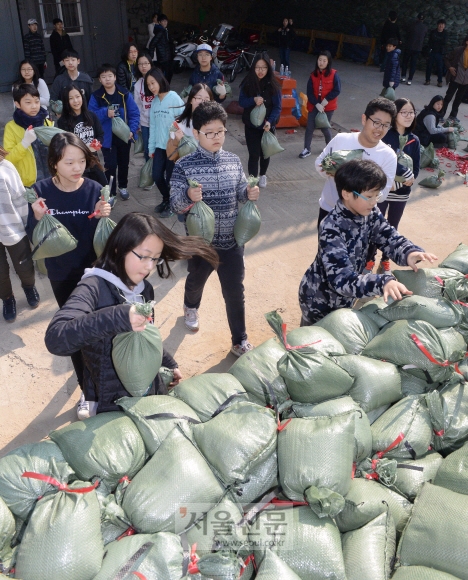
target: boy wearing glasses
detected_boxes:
[170,101,260,357]
[299,159,437,325]
[315,97,397,229]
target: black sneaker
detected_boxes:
[23,285,40,309]
[3,296,17,323]
[159,203,174,218]
[154,201,166,213]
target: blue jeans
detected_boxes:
[141,125,150,161]
[304,108,334,149]
[152,148,174,203]
[426,52,444,83]
[279,47,290,68]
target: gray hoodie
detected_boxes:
[82,267,147,305]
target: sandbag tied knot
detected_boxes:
[376,432,405,459]
[358,457,398,486]
[410,333,459,368]
[116,526,137,541]
[304,485,346,518]
[21,472,99,493]
[281,323,321,351]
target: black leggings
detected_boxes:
[245,125,271,177]
[367,199,407,262]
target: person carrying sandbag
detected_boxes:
[239,52,282,188]
[299,50,341,159]
[45,212,218,418]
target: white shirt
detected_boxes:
[177,118,195,138]
[146,22,157,60]
[315,132,397,211]
[133,78,154,127]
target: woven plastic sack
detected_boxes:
[419,169,444,188]
[0,496,15,568]
[255,550,302,579]
[337,355,402,413]
[237,451,278,507]
[315,111,331,129]
[117,394,201,455]
[170,373,247,422]
[193,552,249,579]
[191,401,277,486]
[286,324,346,355]
[139,157,154,188]
[186,180,215,244]
[400,369,439,396]
[434,441,468,495]
[380,86,396,101]
[251,506,346,579]
[447,129,460,149]
[419,142,435,168]
[180,84,192,99]
[362,319,465,383]
[335,477,412,533]
[284,396,372,463]
[377,295,463,328]
[112,116,131,141]
[320,149,364,176]
[278,413,355,516]
[392,451,443,501]
[397,482,468,579]
[93,532,183,580]
[370,395,433,459]
[49,99,63,115]
[98,492,131,545]
[441,243,468,274]
[122,426,225,534]
[367,404,391,425]
[393,268,463,299]
[261,130,284,159]
[315,308,380,354]
[359,297,390,329]
[33,125,66,146]
[0,440,73,521]
[177,134,198,158]
[392,567,462,580]
[133,131,144,154]
[15,481,103,580]
[234,176,261,247]
[342,511,396,580]
[50,412,146,493]
[250,103,266,127]
[214,79,232,97]
[31,213,78,259]
[93,183,116,258]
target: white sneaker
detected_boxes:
[230,340,254,357]
[183,305,199,332]
[144,183,155,191]
[299,148,311,159]
[77,392,98,421]
[407,80,412,85]
[259,175,267,188]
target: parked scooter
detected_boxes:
[173,39,198,73]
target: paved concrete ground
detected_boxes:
[1,49,467,454]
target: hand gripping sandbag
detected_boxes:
[392,567,462,580]
[342,511,396,580]
[169,373,247,422]
[93,532,183,580]
[191,401,277,486]
[234,176,261,247]
[0,496,15,568]
[392,451,443,501]
[377,295,463,328]
[93,182,116,258]
[15,480,103,580]
[112,116,131,141]
[31,213,78,259]
[434,440,468,495]
[320,148,364,176]
[314,307,380,354]
[380,86,396,101]
[33,125,66,146]
[441,243,468,274]
[121,426,225,534]
[49,411,146,494]
[250,103,266,127]
[255,549,302,579]
[393,267,463,299]
[394,135,414,182]
[139,157,154,188]
[117,394,201,455]
[359,297,391,329]
[315,111,332,129]
[133,131,144,154]
[261,130,284,159]
[186,179,215,244]
[419,169,445,188]
[0,440,74,521]
[396,483,468,579]
[336,355,402,413]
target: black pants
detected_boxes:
[367,199,407,262]
[426,52,444,83]
[428,133,449,148]
[442,81,468,118]
[152,147,174,203]
[0,236,35,300]
[184,245,247,345]
[50,278,84,388]
[158,61,173,84]
[245,125,271,177]
[102,135,131,195]
[35,63,45,79]
[401,49,420,80]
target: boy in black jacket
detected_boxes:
[50,18,73,77]
[50,49,94,102]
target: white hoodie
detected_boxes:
[81,267,146,304]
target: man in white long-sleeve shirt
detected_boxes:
[315,97,398,228]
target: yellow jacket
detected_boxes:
[3,118,54,187]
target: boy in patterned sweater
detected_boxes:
[299,159,437,325]
[170,101,260,357]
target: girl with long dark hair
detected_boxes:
[116,42,139,93]
[133,52,154,161]
[13,59,49,109]
[238,52,282,187]
[414,94,454,148]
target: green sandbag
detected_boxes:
[31,213,78,259]
[393,268,462,299]
[419,169,445,188]
[180,84,192,99]
[170,373,247,422]
[367,404,391,425]
[335,477,412,533]
[98,492,131,545]
[392,451,443,501]
[93,216,116,257]
[362,319,465,383]
[251,506,346,580]
[261,130,284,159]
[191,401,277,485]
[117,394,201,455]
[178,134,198,158]
[286,324,346,355]
[377,295,463,328]
[342,511,396,580]
[250,103,266,127]
[50,412,146,493]
[397,483,468,579]
[441,243,468,274]
[355,457,398,486]
[195,552,246,579]
[237,450,278,507]
[359,297,390,329]
[15,482,103,580]
[447,129,460,150]
[0,496,15,567]
[112,116,131,141]
[49,99,63,115]
[112,320,163,397]
[229,338,289,406]
[139,157,154,188]
[392,567,462,580]
[93,532,183,580]
[278,413,355,516]
[255,549,302,579]
[284,396,372,463]
[434,441,468,495]
[0,440,73,521]
[186,200,215,244]
[122,426,225,534]
[380,86,396,101]
[337,355,402,413]
[320,149,364,175]
[314,308,380,354]
[133,131,144,154]
[33,125,66,146]
[370,395,433,459]
[23,186,38,204]
[315,111,331,129]
[419,142,435,168]
[400,369,439,397]
[234,199,261,246]
[443,275,468,303]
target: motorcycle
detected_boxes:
[212,33,260,83]
[173,39,198,73]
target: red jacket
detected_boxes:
[306,69,341,112]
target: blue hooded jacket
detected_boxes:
[383,48,401,88]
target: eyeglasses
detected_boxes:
[366,116,392,130]
[192,96,211,102]
[255,67,268,71]
[198,129,228,139]
[353,190,384,203]
[21,68,34,73]
[399,111,416,117]
[131,250,164,265]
